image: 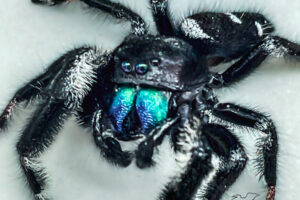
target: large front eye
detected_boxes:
[136,63,148,75]
[121,61,132,73]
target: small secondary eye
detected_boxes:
[136,63,148,75]
[121,61,132,73]
[150,59,160,67]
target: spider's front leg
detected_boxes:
[0,52,71,130]
[1,47,112,200]
[32,0,148,36]
[149,0,174,36]
[159,99,248,200]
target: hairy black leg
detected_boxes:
[81,0,147,35]
[212,103,278,200]
[32,0,147,35]
[11,46,111,199]
[0,98,17,130]
[92,108,133,167]
[160,121,247,200]
[17,98,70,200]
[272,36,300,57]
[0,47,103,131]
[158,102,211,200]
[209,41,269,88]
[149,0,174,36]
[197,123,248,200]
[0,53,73,130]
[209,36,300,88]
[135,117,179,169]
[160,133,212,200]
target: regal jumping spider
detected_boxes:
[1,0,300,200]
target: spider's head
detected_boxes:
[109,35,209,140]
[113,35,209,91]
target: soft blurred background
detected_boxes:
[1,0,300,199]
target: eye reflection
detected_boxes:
[150,59,160,67]
[121,61,132,73]
[136,63,148,75]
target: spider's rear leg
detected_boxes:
[212,103,278,200]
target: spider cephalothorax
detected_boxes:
[114,35,208,90]
[101,35,209,141]
[1,0,300,200]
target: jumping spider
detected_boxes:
[1,0,300,200]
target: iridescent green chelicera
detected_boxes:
[110,87,169,134]
[110,87,136,132]
[136,89,168,133]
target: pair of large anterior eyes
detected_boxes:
[121,59,160,75]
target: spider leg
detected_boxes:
[177,12,300,88]
[0,52,74,131]
[17,98,70,200]
[212,103,278,200]
[160,122,247,200]
[149,0,174,36]
[32,0,148,35]
[81,0,147,35]
[0,48,101,131]
[158,104,212,200]
[273,36,300,57]
[160,134,212,200]
[195,123,248,200]
[135,117,179,169]
[209,36,300,88]
[11,47,111,200]
[209,41,269,88]
[91,108,134,167]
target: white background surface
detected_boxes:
[1,0,300,200]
